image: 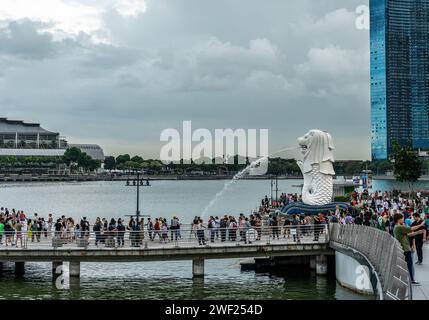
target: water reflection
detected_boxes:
[0,260,373,300]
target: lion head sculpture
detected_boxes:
[297,129,335,175]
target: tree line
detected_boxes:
[0,147,101,173]
[0,142,424,179]
[103,154,398,176]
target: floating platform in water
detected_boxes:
[280,202,351,216]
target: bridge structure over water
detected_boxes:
[0,224,422,300]
[0,225,331,279]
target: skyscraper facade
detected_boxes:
[370,0,429,160]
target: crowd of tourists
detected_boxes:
[0,209,284,248]
[0,208,54,247]
[0,210,186,248]
[334,189,428,285]
[259,193,301,213]
[261,189,429,285]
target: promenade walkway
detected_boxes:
[412,243,429,300]
[3,225,328,252]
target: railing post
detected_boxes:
[325,224,330,242]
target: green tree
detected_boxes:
[63,147,100,172]
[116,154,131,166]
[119,161,141,170]
[344,162,363,175]
[377,160,394,175]
[131,155,144,164]
[63,147,83,166]
[390,141,423,194]
[87,159,101,172]
[104,156,116,170]
[77,153,92,170]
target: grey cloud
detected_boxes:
[0,0,372,160]
[0,20,56,59]
[78,43,142,70]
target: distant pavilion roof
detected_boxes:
[69,144,105,161]
[0,118,58,135]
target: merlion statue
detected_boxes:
[296,129,335,206]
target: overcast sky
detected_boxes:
[0,0,370,160]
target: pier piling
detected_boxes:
[310,256,316,270]
[316,255,328,275]
[69,261,81,278]
[192,258,204,278]
[14,262,25,277]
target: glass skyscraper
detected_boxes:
[370,0,429,160]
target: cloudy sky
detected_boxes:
[0,0,370,160]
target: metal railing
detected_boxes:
[329,223,411,300]
[0,224,329,250]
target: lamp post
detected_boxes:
[126,171,151,222]
[275,174,279,204]
[270,174,279,207]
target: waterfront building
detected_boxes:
[0,118,67,157]
[370,0,429,160]
[0,118,104,161]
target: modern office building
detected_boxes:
[370,0,429,160]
